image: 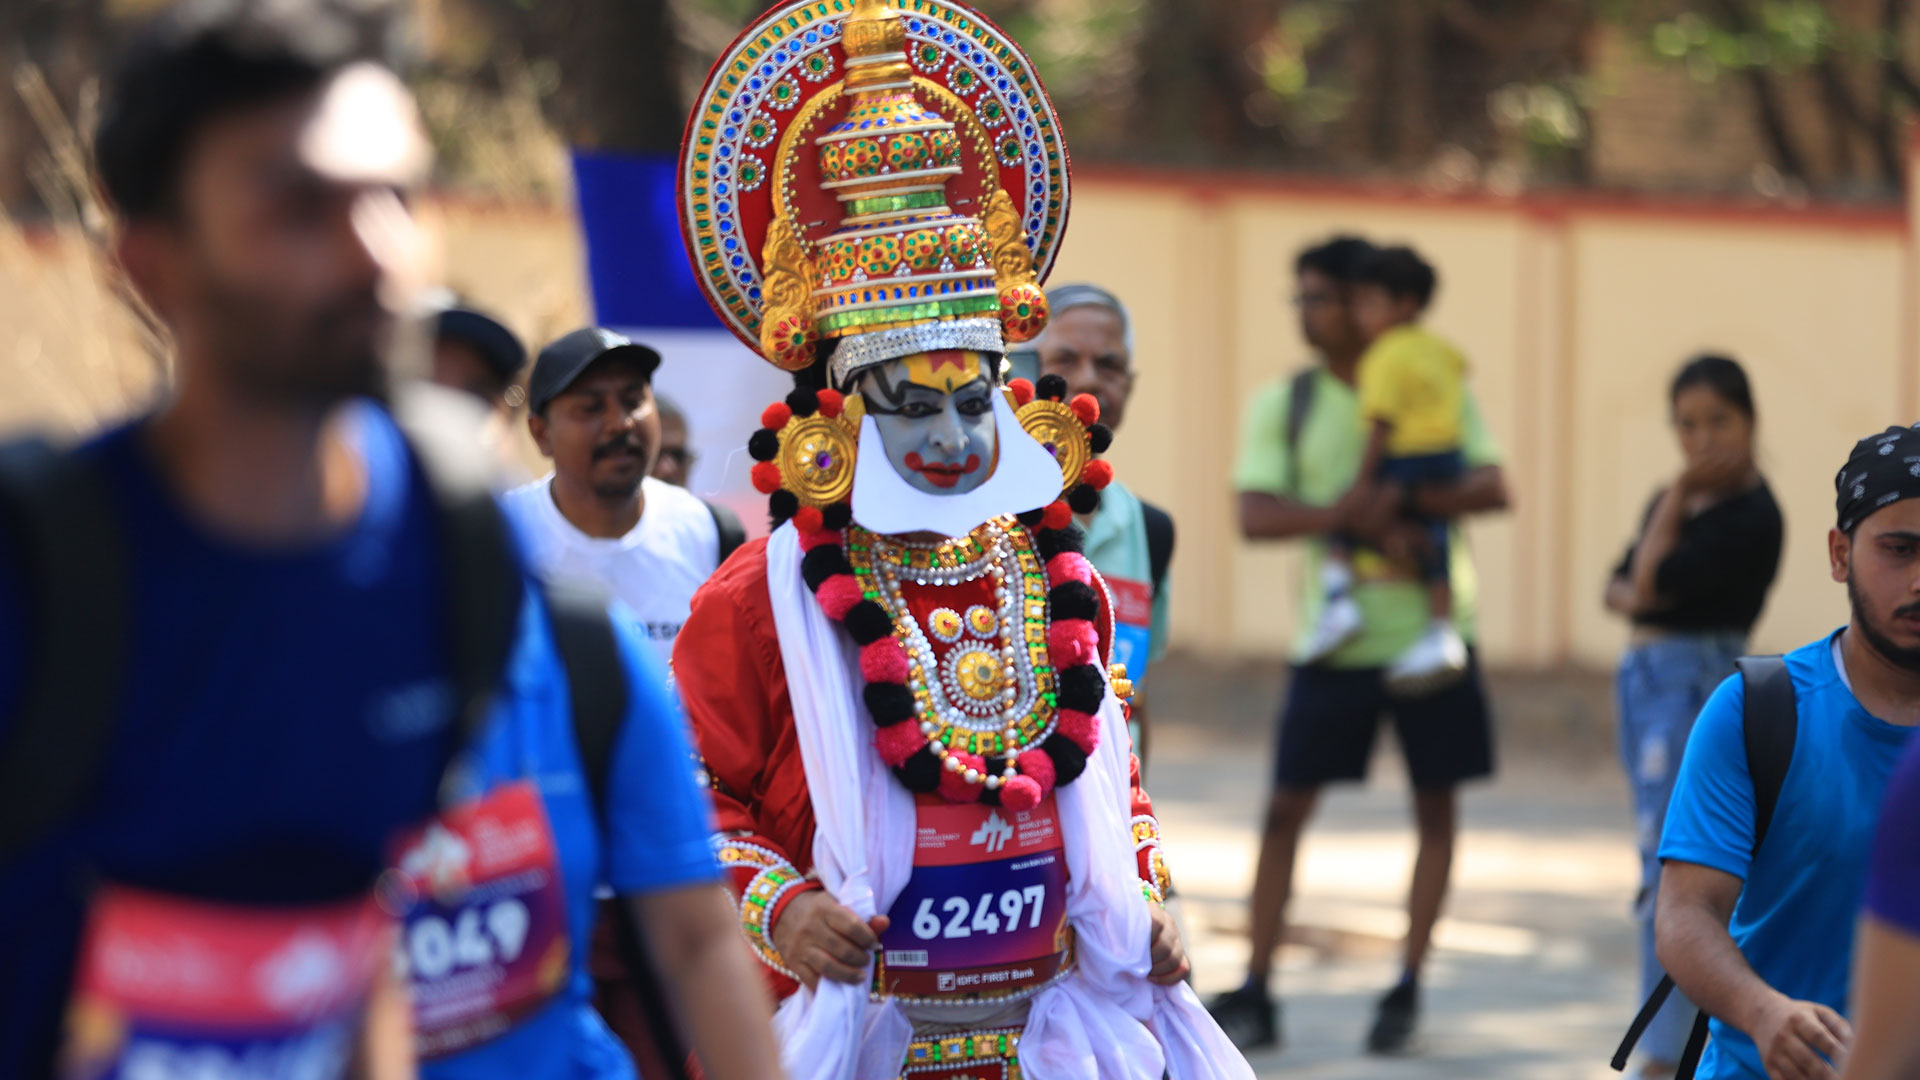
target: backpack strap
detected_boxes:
[1282,367,1318,496]
[1736,655,1798,854]
[1613,655,1799,1076]
[708,501,747,567]
[0,439,130,861]
[391,386,525,783]
[1141,500,1175,599]
[548,587,627,813]
[546,589,691,1080]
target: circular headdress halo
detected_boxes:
[677,0,1072,380]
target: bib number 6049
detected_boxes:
[911,886,1047,940]
[400,900,532,981]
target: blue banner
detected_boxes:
[570,149,720,331]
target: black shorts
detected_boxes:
[1273,652,1495,790]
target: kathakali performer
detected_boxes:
[671,2,1252,1077]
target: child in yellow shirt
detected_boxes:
[1305,246,1470,693]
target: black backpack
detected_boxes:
[0,388,689,1077]
[1611,655,1799,1078]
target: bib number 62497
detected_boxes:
[910,886,1046,940]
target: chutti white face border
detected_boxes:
[850,390,1061,537]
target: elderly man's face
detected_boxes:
[1038,304,1133,430]
[859,351,998,497]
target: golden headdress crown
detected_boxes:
[678,0,1071,387]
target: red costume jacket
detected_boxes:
[675,537,1171,999]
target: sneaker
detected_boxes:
[1207,983,1280,1052]
[1384,622,1469,697]
[1366,981,1419,1055]
[1300,595,1364,664]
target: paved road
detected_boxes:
[1149,705,1647,1079]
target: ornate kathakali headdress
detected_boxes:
[680,3,1125,809]
[677,0,1070,386]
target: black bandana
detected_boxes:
[1837,425,1920,532]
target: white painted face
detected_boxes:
[859,350,997,496]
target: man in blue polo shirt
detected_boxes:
[1658,425,1920,1080]
[0,3,780,1077]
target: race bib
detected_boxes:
[1105,576,1154,676]
[62,888,389,1080]
[874,795,1072,1003]
[387,781,570,1059]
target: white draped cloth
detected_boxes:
[762,525,1254,1080]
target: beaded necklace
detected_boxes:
[849,519,1059,787]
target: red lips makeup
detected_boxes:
[905,452,983,490]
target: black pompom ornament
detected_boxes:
[1067,484,1102,515]
[1088,424,1114,454]
[1036,374,1069,401]
[786,388,820,417]
[896,749,944,793]
[748,429,781,462]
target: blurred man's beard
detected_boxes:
[1849,573,1920,674]
[200,271,390,408]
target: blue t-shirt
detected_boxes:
[0,408,718,1079]
[425,602,718,1080]
[1864,734,1920,936]
[1659,632,1917,1079]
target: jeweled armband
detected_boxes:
[1131,814,1172,904]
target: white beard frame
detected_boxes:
[849,391,1064,538]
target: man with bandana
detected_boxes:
[1655,426,1920,1080]
[667,2,1250,1077]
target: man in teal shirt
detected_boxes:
[1036,284,1175,765]
[1208,237,1512,1056]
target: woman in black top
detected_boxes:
[1604,354,1785,1079]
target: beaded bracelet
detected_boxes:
[741,864,809,979]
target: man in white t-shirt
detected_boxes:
[504,327,741,664]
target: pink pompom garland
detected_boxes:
[1045,552,1094,587]
[815,574,867,621]
[860,638,911,684]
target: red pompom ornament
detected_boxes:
[761,402,793,431]
[1040,500,1074,531]
[875,721,926,768]
[1008,379,1036,407]
[792,506,824,534]
[1069,393,1101,427]
[797,527,844,552]
[938,751,990,803]
[1045,552,1095,587]
[1056,708,1101,752]
[1080,459,1114,491]
[1046,622,1099,668]
[814,574,867,621]
[1000,774,1043,812]
[860,639,911,684]
[1015,749,1057,795]
[751,461,784,494]
[816,389,845,418]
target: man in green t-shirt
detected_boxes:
[1207,236,1512,1057]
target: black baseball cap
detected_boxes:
[435,307,526,384]
[528,327,662,414]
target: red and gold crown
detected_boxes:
[677,0,1071,387]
